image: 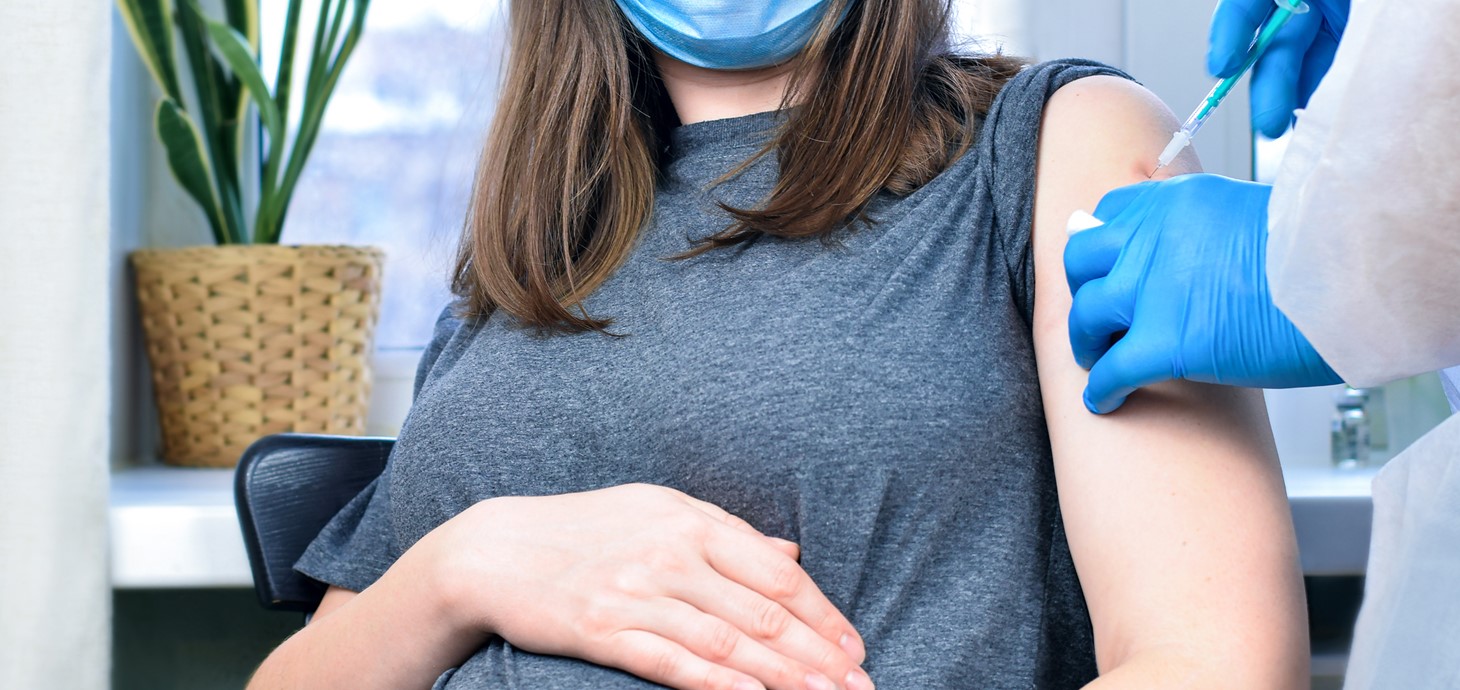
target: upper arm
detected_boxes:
[1029,76,1307,687]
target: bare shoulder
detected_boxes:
[1027,73,1199,368]
[1044,74,1174,129]
[1027,75,1196,331]
[1037,74,1197,187]
[1028,75,1198,319]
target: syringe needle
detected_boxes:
[1148,0,1309,171]
[1150,129,1193,178]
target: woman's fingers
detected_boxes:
[632,597,857,690]
[679,494,761,533]
[679,494,802,560]
[671,567,871,690]
[625,487,866,686]
[701,526,866,665]
[599,629,764,690]
[766,537,801,561]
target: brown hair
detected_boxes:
[453,0,1025,333]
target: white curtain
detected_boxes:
[0,2,112,688]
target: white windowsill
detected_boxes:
[110,466,248,589]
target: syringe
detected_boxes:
[1152,0,1310,175]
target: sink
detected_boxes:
[1285,465,1378,576]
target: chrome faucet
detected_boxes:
[1331,386,1372,468]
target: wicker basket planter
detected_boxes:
[132,245,384,467]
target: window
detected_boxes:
[261,1,509,350]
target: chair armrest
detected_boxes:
[235,433,395,612]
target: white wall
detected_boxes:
[1028,0,1252,179]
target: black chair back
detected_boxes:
[234,434,395,612]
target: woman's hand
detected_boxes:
[426,483,873,690]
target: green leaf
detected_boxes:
[259,0,370,245]
[273,0,304,127]
[176,0,245,244]
[223,0,260,161]
[222,0,258,48]
[320,0,351,72]
[202,18,282,147]
[155,100,228,245]
[204,15,283,243]
[264,0,304,201]
[301,0,335,108]
[116,0,184,103]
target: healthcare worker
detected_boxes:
[1063,0,1460,687]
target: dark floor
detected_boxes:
[113,588,300,690]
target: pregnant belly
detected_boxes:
[438,640,667,690]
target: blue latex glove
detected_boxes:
[1064,174,1343,414]
[1208,0,1350,138]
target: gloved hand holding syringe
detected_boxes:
[1151,0,1310,175]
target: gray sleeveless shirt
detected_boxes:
[297,60,1124,689]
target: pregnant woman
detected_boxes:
[251,1,1308,688]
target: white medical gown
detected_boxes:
[1267,0,1460,392]
[1267,2,1460,687]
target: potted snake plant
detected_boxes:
[119,0,382,467]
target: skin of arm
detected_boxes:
[1030,76,1309,689]
[247,519,489,689]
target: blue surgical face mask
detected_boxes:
[613,0,840,71]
